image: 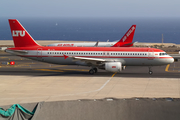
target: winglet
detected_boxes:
[8,19,41,47]
[63,54,69,59]
[113,25,136,47]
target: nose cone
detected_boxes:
[167,55,174,64]
[169,57,174,63]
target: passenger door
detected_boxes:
[148,49,154,60]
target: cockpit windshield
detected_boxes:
[159,52,167,56]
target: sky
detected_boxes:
[1,0,180,18]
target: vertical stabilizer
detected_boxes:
[8,19,41,47]
[113,25,136,47]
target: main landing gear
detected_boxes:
[89,68,98,75]
[148,67,153,75]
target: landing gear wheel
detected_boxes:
[89,69,95,75]
[149,71,153,75]
[93,68,98,73]
[148,67,153,75]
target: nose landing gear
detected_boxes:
[148,67,153,75]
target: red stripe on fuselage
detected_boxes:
[8,47,164,52]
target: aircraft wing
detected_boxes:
[121,42,134,47]
[70,56,121,66]
[73,57,106,62]
[120,41,138,47]
[63,54,122,65]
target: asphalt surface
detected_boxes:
[0,52,180,78]
[1,52,180,106]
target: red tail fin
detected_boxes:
[113,25,136,47]
[8,19,41,47]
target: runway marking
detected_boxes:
[33,68,88,72]
[47,72,117,99]
[0,72,118,101]
[34,69,64,72]
[112,72,117,77]
[165,64,180,73]
[96,72,117,91]
[61,69,89,71]
[165,64,170,72]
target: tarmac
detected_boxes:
[0,52,180,106]
[1,41,180,119]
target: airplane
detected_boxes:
[6,19,174,75]
[47,25,136,47]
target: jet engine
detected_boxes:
[105,62,122,72]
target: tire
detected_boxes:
[93,68,98,73]
[149,71,153,75]
[89,69,95,75]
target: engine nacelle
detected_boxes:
[105,62,122,72]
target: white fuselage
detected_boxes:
[47,42,115,47]
[7,48,174,67]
